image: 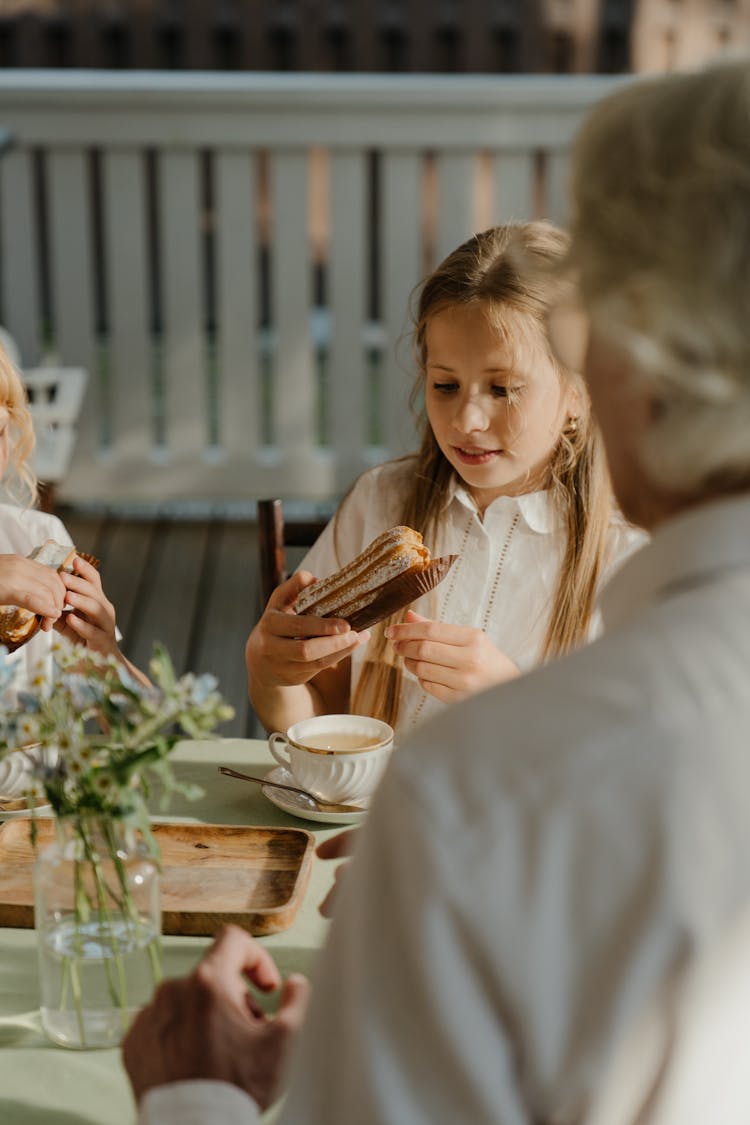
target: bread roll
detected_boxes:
[294,525,457,632]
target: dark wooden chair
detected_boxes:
[256,499,330,608]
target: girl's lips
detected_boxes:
[452,446,502,465]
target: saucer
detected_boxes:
[261,766,370,826]
[0,802,52,821]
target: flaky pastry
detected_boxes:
[294,525,457,632]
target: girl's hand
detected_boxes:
[385,610,520,704]
[0,553,66,627]
[55,556,119,656]
[246,571,370,690]
[316,829,359,918]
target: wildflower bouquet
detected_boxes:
[0,640,233,826]
[0,639,234,1048]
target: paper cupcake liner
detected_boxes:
[0,607,40,653]
[346,554,457,632]
[76,551,100,570]
[1,634,38,654]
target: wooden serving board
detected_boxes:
[0,819,315,936]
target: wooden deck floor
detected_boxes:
[58,508,276,739]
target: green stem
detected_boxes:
[81,822,126,1012]
[58,957,70,1012]
[70,854,87,1043]
[54,814,160,1044]
[104,818,163,989]
[147,936,163,986]
[104,821,137,922]
[69,953,85,1045]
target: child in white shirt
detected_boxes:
[247,222,645,735]
[0,343,142,797]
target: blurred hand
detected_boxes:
[385,610,520,704]
[246,571,370,690]
[0,553,65,628]
[317,829,359,918]
[122,925,311,1110]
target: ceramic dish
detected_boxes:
[0,802,52,820]
[261,766,369,826]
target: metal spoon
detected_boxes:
[218,766,369,815]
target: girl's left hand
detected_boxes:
[316,829,359,918]
[54,555,118,657]
[385,610,520,703]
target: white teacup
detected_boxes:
[269,714,394,804]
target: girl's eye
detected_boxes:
[432,382,458,394]
[493,384,523,400]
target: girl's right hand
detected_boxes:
[245,571,370,689]
[0,554,66,626]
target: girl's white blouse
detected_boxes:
[300,459,646,736]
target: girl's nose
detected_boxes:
[453,395,490,433]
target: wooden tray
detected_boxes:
[0,819,315,936]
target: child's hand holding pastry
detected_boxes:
[246,572,371,733]
[55,555,118,656]
[386,610,520,704]
[0,554,66,627]
[247,571,370,689]
[56,556,151,687]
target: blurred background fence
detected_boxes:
[0,70,625,506]
[0,0,747,78]
[0,1,746,509]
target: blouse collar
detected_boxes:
[446,475,560,535]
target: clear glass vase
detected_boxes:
[33,814,162,1049]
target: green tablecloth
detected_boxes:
[0,739,340,1125]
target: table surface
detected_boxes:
[0,738,341,1125]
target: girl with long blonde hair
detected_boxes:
[247,221,644,735]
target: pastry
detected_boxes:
[0,540,99,653]
[294,525,457,632]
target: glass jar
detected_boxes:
[33,814,161,1049]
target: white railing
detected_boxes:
[0,71,626,506]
